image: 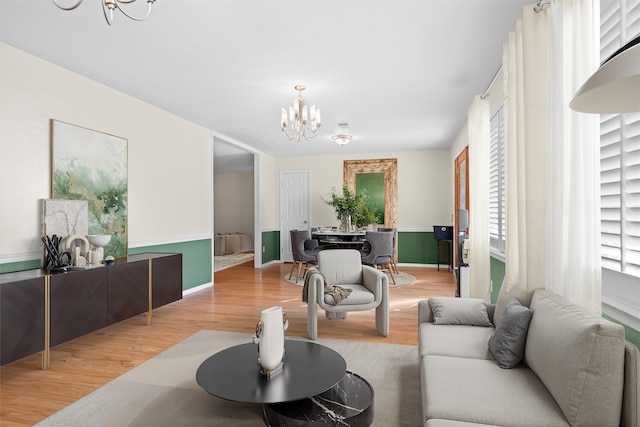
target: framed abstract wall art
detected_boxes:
[50,119,128,258]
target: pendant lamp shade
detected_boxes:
[570,35,640,114]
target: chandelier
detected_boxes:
[281,85,321,141]
[52,0,156,26]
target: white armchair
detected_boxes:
[304,249,389,340]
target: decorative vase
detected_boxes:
[340,214,352,232]
[254,306,288,374]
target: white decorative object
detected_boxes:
[253,306,288,376]
[87,234,111,265]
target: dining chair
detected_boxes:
[360,230,397,285]
[288,230,321,282]
[377,227,399,274]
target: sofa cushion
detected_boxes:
[525,290,626,427]
[428,298,492,327]
[488,298,533,368]
[493,279,531,322]
[419,322,494,360]
[426,420,500,427]
[421,355,569,427]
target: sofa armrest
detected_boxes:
[418,300,434,323]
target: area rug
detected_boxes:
[284,271,416,287]
[214,252,254,272]
[35,330,421,427]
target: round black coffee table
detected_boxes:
[196,340,346,404]
[264,371,375,426]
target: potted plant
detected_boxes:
[322,186,380,231]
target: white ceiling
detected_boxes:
[0,0,531,166]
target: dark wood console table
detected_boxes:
[0,252,182,369]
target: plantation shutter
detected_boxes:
[599,0,640,277]
[489,106,506,255]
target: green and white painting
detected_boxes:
[356,172,385,224]
[51,120,128,258]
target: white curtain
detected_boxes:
[547,0,601,312]
[467,95,491,300]
[503,6,549,297]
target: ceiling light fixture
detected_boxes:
[281,85,321,141]
[332,134,352,146]
[570,34,640,113]
[52,0,156,26]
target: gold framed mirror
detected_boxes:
[343,158,398,230]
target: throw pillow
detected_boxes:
[488,298,533,368]
[428,298,492,327]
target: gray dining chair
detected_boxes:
[360,230,397,285]
[377,227,399,274]
[288,230,321,282]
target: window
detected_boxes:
[600,0,640,278]
[489,105,506,257]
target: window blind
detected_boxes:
[489,106,505,255]
[600,0,640,277]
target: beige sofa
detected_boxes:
[214,233,252,256]
[418,287,640,427]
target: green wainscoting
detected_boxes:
[261,230,280,264]
[397,231,440,264]
[0,259,41,274]
[490,256,506,303]
[604,315,640,349]
[129,239,211,291]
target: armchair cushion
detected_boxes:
[325,284,375,306]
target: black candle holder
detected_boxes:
[41,235,72,272]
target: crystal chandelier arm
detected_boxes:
[102,0,154,24]
[52,0,83,11]
[113,0,155,22]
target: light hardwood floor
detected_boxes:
[0,261,455,426]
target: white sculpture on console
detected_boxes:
[65,234,90,267]
[87,234,111,265]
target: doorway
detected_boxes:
[280,171,311,263]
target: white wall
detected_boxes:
[214,172,254,238]
[275,150,452,230]
[0,43,213,260]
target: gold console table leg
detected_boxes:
[43,275,50,370]
[147,259,153,326]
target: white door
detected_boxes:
[280,171,311,263]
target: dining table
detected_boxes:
[311,230,367,249]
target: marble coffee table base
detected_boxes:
[263,371,374,426]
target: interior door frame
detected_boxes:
[454,147,469,267]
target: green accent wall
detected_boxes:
[129,239,211,291]
[490,256,506,303]
[0,259,41,274]
[604,315,640,350]
[397,231,441,264]
[262,230,280,263]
